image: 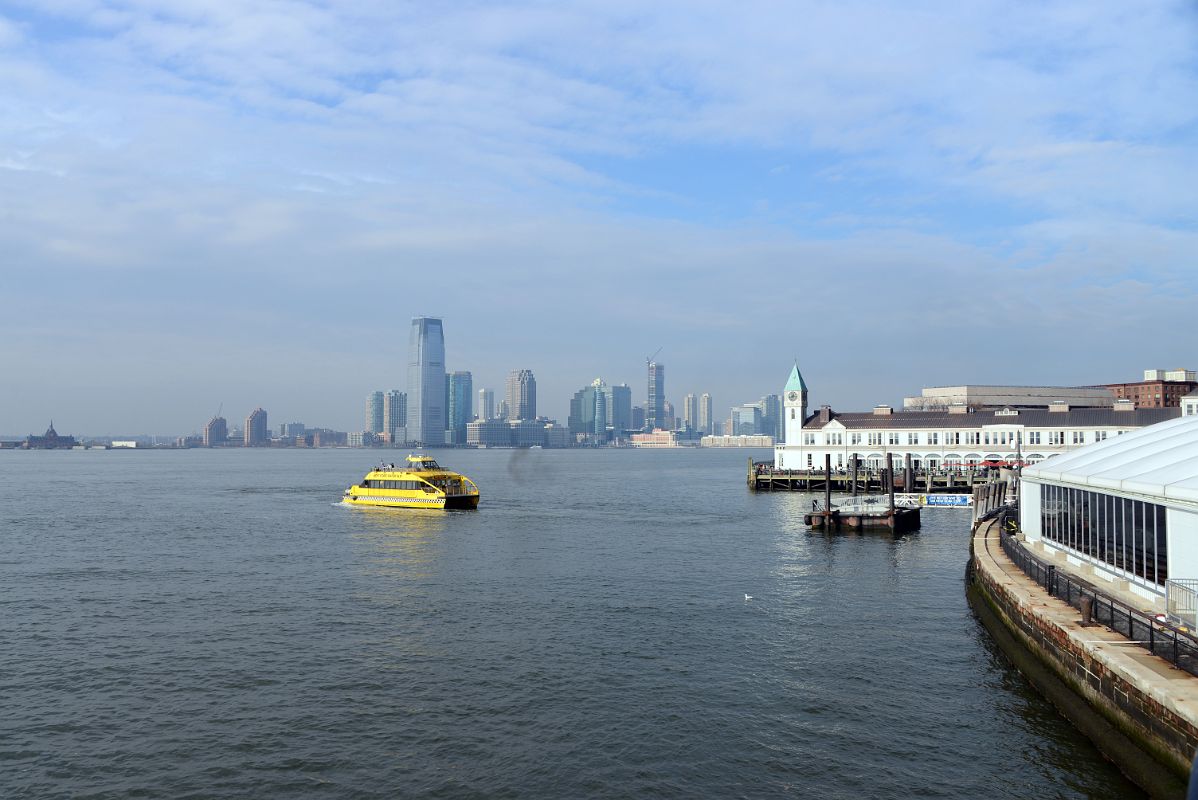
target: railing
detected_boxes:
[1167,580,1198,629]
[997,519,1198,677]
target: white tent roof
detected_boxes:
[1022,415,1198,504]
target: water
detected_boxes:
[1,448,1142,798]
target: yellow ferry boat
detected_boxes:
[343,454,480,510]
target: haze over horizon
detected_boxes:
[2,1,1196,434]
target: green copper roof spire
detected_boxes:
[784,363,807,393]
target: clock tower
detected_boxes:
[782,363,808,444]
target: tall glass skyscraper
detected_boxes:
[366,391,384,434]
[699,393,713,435]
[646,361,665,431]
[478,388,495,421]
[448,371,473,444]
[407,317,445,445]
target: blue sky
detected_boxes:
[1,1,1196,434]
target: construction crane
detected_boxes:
[645,346,662,366]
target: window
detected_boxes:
[1039,485,1167,586]
[944,432,959,445]
[888,432,900,445]
[790,409,795,419]
[928,432,939,445]
[965,432,980,446]
[1027,431,1041,445]
[803,433,816,445]
[850,433,862,445]
[907,433,919,445]
[828,433,843,445]
[1048,431,1065,445]
[868,432,883,446]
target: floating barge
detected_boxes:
[804,502,921,533]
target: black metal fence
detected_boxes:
[992,506,1198,677]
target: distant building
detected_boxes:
[701,434,774,448]
[1099,369,1198,409]
[731,404,762,435]
[646,361,665,431]
[383,390,407,443]
[760,393,781,441]
[347,431,371,447]
[569,379,609,442]
[1184,390,1198,417]
[631,405,645,431]
[543,423,572,448]
[478,388,495,421]
[244,408,268,446]
[506,369,537,421]
[203,415,228,447]
[366,391,384,435]
[280,422,306,437]
[467,418,512,447]
[663,400,676,431]
[682,393,698,431]
[497,400,510,421]
[311,429,347,447]
[448,371,473,444]
[698,393,713,435]
[903,385,1116,411]
[609,384,632,435]
[408,317,446,444]
[24,422,77,450]
[510,419,545,447]
[630,429,695,448]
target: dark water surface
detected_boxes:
[1,448,1141,798]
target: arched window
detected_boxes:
[790,409,795,419]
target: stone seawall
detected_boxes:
[968,518,1198,799]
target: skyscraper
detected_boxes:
[478,388,495,421]
[448,371,473,444]
[663,400,676,430]
[646,361,664,430]
[383,390,407,442]
[609,384,632,434]
[698,393,713,435]
[366,391,384,434]
[506,369,536,421]
[245,408,268,446]
[408,317,445,444]
[683,393,698,430]
[569,378,609,441]
[760,393,782,440]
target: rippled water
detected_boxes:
[1,448,1141,798]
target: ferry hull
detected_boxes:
[344,493,479,510]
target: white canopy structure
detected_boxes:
[1020,415,1198,602]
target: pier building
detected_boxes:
[774,366,1179,472]
[1018,414,1198,605]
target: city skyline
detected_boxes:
[2,3,1196,433]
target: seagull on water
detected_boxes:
[744,593,753,601]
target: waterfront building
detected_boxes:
[543,423,572,449]
[245,408,268,446]
[408,317,446,445]
[366,391,384,435]
[1019,414,1198,604]
[203,415,227,447]
[631,405,645,431]
[646,361,665,431]
[1100,368,1198,409]
[701,434,775,448]
[774,364,1180,471]
[347,431,371,447]
[510,418,545,447]
[383,390,406,443]
[506,369,537,420]
[682,394,698,431]
[663,400,676,431]
[467,418,512,447]
[478,388,495,421]
[609,384,632,434]
[904,385,1115,411]
[630,429,689,448]
[448,371,473,444]
[23,422,77,450]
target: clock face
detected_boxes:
[787,391,799,401]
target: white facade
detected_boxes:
[1183,391,1198,418]
[1019,415,1198,602]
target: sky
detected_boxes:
[1,0,1197,435]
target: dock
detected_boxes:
[748,457,993,494]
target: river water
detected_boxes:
[1,448,1141,798]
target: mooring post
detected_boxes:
[824,453,833,522]
[886,453,895,516]
[851,456,859,499]
[903,453,913,493]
